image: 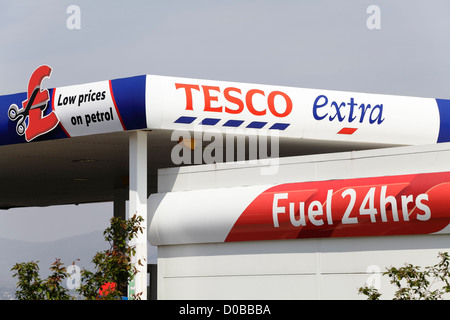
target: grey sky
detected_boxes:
[0,0,450,242]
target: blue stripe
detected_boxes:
[173,116,290,131]
[223,120,244,127]
[269,123,290,130]
[246,121,267,129]
[174,116,197,124]
[110,75,147,130]
[200,118,220,125]
[437,99,450,143]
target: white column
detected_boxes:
[128,131,147,300]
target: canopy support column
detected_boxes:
[128,131,147,300]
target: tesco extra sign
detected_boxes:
[173,81,387,131]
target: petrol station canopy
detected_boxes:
[1,65,450,209]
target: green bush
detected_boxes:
[12,258,73,300]
[358,252,450,300]
[11,214,143,300]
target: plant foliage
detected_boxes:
[11,214,143,300]
[358,252,450,300]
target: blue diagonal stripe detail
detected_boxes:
[269,123,290,130]
[437,99,450,143]
[246,121,267,129]
[174,116,196,124]
[223,120,244,127]
[200,118,220,125]
[174,116,290,131]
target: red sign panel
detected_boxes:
[225,172,450,242]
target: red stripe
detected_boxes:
[51,88,71,138]
[337,127,358,135]
[225,171,450,242]
[109,80,126,130]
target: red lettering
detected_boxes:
[245,89,266,116]
[175,82,293,118]
[201,85,222,112]
[175,83,200,110]
[224,87,244,114]
[268,91,293,117]
[23,65,59,141]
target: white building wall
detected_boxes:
[150,142,450,300]
[157,234,450,300]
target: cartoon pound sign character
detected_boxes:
[8,65,59,141]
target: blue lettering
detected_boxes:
[369,104,385,124]
[313,95,328,120]
[358,103,371,123]
[312,94,384,125]
[329,101,346,121]
[348,98,357,122]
